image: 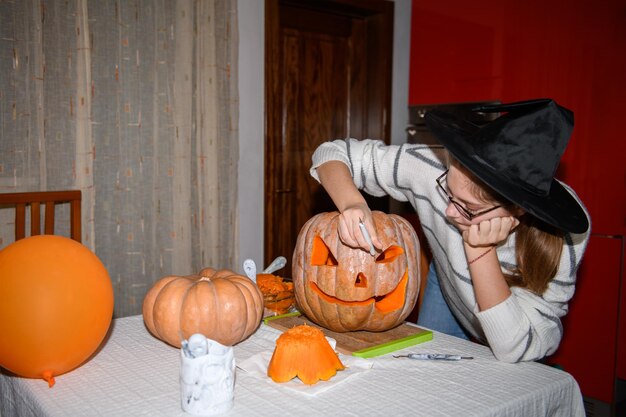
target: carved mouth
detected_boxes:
[308,270,409,313]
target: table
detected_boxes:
[0,315,585,416]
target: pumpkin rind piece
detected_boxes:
[267,325,345,385]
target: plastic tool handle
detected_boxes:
[394,353,473,361]
[358,221,376,256]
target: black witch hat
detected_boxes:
[425,98,589,233]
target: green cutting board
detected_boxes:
[264,312,433,358]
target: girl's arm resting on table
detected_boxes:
[316,161,382,252]
[463,216,542,363]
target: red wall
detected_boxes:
[409,0,626,404]
[409,0,626,236]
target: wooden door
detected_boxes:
[264,0,394,275]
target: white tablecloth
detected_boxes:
[0,315,584,417]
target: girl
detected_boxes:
[310,99,590,362]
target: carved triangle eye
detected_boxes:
[375,245,404,263]
[310,236,338,266]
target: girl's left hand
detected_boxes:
[462,216,520,247]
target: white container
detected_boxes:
[180,334,235,416]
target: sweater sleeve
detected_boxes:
[310,139,353,179]
[311,138,413,202]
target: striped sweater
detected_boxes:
[310,138,590,362]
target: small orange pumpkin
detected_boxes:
[142,267,263,347]
[267,325,345,385]
[292,211,421,332]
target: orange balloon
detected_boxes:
[0,235,114,387]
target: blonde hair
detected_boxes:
[452,160,564,294]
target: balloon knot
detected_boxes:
[43,370,56,388]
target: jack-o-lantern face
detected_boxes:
[292,211,421,332]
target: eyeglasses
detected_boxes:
[435,170,501,221]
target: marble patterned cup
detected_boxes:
[180,335,235,416]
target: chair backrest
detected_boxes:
[0,190,82,243]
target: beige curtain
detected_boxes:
[0,0,239,318]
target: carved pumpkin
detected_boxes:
[142,267,263,347]
[267,324,345,385]
[292,211,421,332]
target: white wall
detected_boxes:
[237,1,265,270]
[236,0,411,270]
[390,0,412,146]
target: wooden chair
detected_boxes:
[0,190,82,243]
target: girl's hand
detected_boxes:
[462,216,520,247]
[338,204,382,254]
